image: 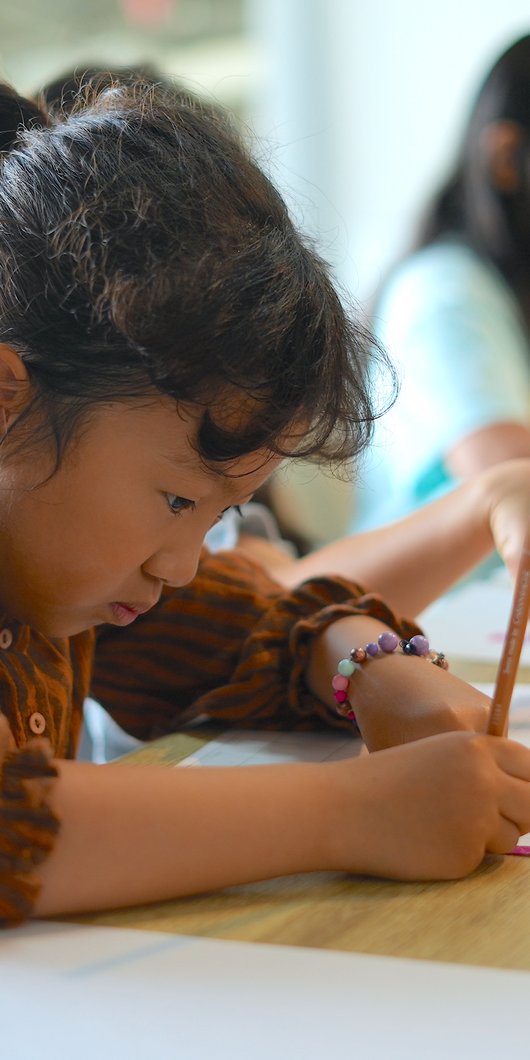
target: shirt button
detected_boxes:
[28,712,46,736]
[0,628,13,649]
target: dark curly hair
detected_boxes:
[0,77,393,473]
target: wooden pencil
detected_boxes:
[488,527,530,737]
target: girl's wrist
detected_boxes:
[332,630,448,725]
[323,754,400,877]
[307,611,491,751]
[306,615,402,711]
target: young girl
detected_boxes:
[1,78,530,929]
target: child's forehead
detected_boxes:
[110,393,286,483]
[160,441,275,484]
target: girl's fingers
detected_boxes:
[493,736,530,782]
[487,814,525,855]
[496,772,530,836]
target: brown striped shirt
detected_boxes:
[0,548,418,757]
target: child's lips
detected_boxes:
[109,601,155,625]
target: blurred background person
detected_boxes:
[244,5,530,549]
[352,33,530,533]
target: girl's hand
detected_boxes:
[479,458,530,579]
[332,731,530,881]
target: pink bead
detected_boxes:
[332,674,349,691]
[346,710,356,721]
[334,689,348,703]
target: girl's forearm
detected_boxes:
[31,728,530,911]
[34,757,346,917]
[273,470,492,614]
[304,614,491,750]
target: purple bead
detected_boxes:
[365,642,379,656]
[409,634,429,656]
[378,631,399,653]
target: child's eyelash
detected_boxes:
[217,504,243,522]
[166,494,195,516]
[166,498,244,520]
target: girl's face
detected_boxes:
[0,396,282,637]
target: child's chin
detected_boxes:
[33,611,94,639]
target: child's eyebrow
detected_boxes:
[227,489,255,506]
[158,452,258,502]
[159,449,216,476]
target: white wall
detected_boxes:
[246,0,530,306]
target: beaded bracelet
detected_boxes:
[331,631,448,723]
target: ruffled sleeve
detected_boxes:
[0,715,60,927]
[92,549,420,738]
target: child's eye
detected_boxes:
[166,494,195,516]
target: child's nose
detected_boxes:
[142,538,202,589]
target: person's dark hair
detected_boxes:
[415,34,530,284]
[0,77,393,474]
[39,62,167,114]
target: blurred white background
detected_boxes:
[249,0,530,305]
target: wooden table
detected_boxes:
[66,659,530,973]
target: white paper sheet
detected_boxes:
[419,567,530,663]
[176,727,363,767]
[2,921,529,1059]
[174,685,530,769]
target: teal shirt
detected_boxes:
[353,241,530,530]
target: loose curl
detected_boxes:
[0,77,395,474]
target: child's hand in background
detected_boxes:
[481,458,530,580]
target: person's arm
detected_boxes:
[245,458,530,614]
[446,420,530,478]
[19,721,530,917]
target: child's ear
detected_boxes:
[0,343,31,431]
[480,120,525,194]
